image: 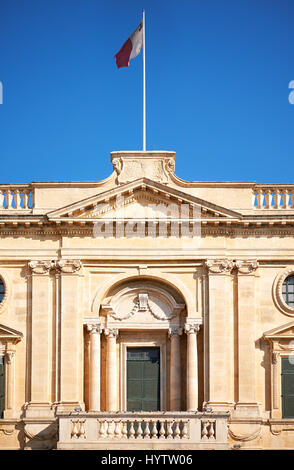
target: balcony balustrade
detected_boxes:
[57,411,229,450]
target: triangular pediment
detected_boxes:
[263,321,294,339]
[47,178,242,222]
[0,324,23,342]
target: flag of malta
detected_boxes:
[115,22,143,69]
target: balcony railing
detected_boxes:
[253,185,294,209]
[57,411,229,450]
[0,185,34,210]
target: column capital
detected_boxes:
[28,260,54,275]
[235,259,259,275]
[55,259,82,274]
[5,350,15,364]
[184,322,200,335]
[205,259,234,275]
[168,327,183,338]
[86,323,103,335]
[104,328,119,339]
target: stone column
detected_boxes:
[105,328,119,412]
[4,348,15,418]
[185,321,200,411]
[26,260,53,417]
[205,259,234,410]
[169,328,182,411]
[235,260,259,416]
[272,351,279,412]
[57,260,84,412]
[87,322,103,411]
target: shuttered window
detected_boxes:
[0,357,4,418]
[127,347,160,412]
[282,357,294,418]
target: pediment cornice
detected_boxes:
[46,178,242,222]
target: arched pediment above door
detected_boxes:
[101,281,186,329]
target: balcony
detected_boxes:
[57,411,229,450]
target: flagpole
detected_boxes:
[142,9,146,151]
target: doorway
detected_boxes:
[126,347,160,411]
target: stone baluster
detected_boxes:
[159,420,165,439]
[6,190,13,209]
[208,421,215,439]
[129,421,135,439]
[14,190,21,209]
[174,421,181,439]
[136,420,143,439]
[256,188,263,209]
[98,420,106,438]
[23,189,30,209]
[182,421,188,439]
[0,190,4,209]
[114,420,121,438]
[121,421,128,439]
[166,420,173,439]
[151,420,157,439]
[143,420,150,439]
[282,189,289,208]
[290,190,294,209]
[265,189,272,209]
[201,421,209,440]
[273,189,280,209]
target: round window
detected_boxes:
[282,275,294,308]
[0,279,4,304]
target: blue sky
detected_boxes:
[0,0,293,183]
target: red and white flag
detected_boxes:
[115,22,143,68]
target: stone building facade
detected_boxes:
[0,151,294,449]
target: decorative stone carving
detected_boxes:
[55,259,82,273]
[86,322,103,335]
[28,260,54,275]
[111,151,176,184]
[165,158,175,174]
[168,327,183,337]
[205,259,234,274]
[102,285,185,324]
[184,322,200,335]
[235,259,259,274]
[5,350,14,364]
[104,328,119,338]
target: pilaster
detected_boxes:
[26,260,54,418]
[234,259,260,418]
[56,260,84,413]
[205,259,234,411]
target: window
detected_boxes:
[0,279,4,304]
[282,276,294,308]
[282,357,294,418]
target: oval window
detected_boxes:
[0,279,4,304]
[282,275,294,308]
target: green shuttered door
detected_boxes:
[282,357,294,418]
[127,347,160,411]
[0,357,4,418]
